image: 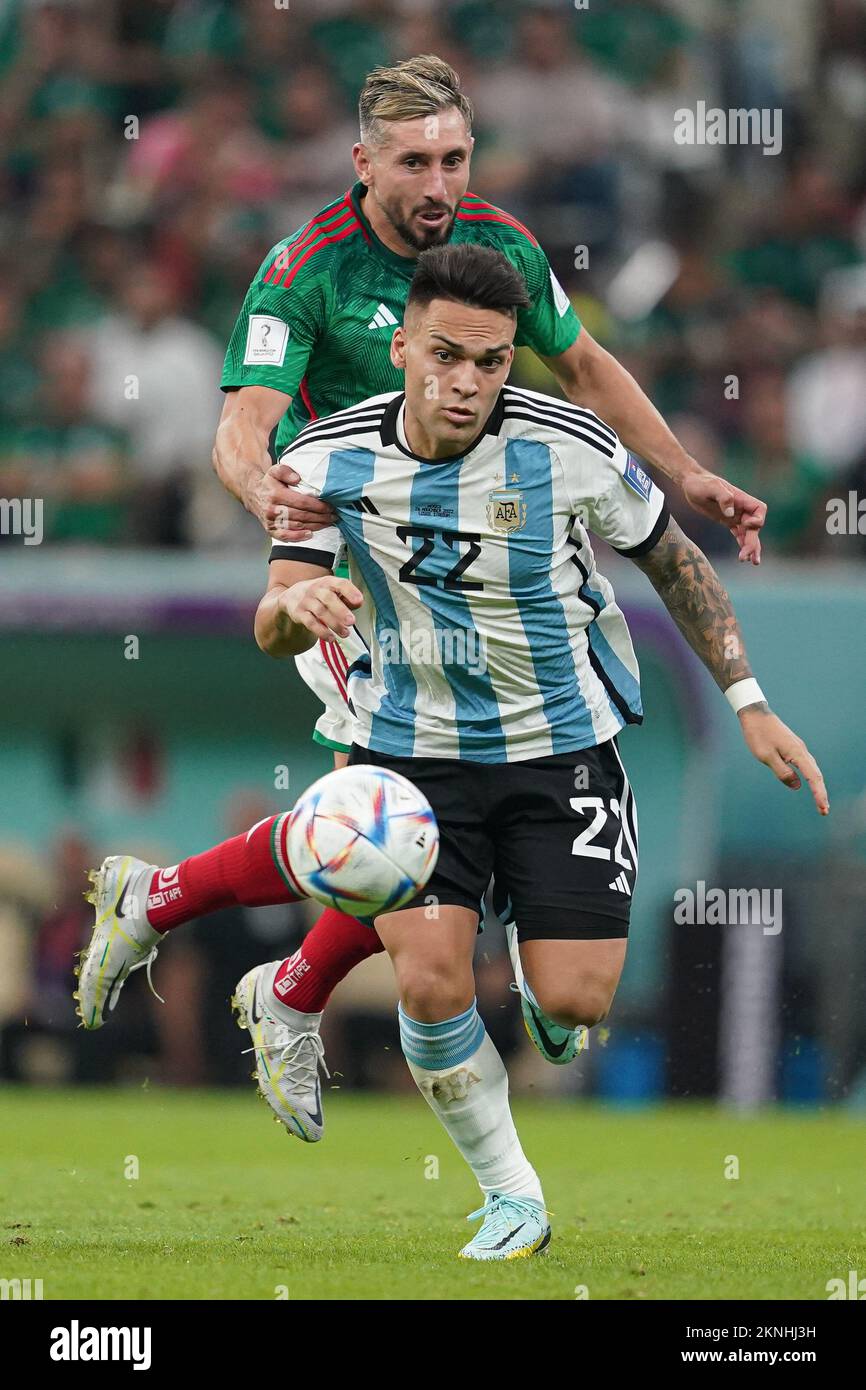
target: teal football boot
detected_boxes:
[458,1192,551,1261]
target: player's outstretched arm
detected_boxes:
[545,331,766,564]
[255,559,363,658]
[214,387,336,541]
[630,516,829,815]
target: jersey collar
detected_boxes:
[380,391,506,464]
[350,182,420,275]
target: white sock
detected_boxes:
[399,1001,544,1204]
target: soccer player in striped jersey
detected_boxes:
[218,55,764,1036]
[75,56,768,1129]
[247,244,826,1257]
[75,247,824,1233]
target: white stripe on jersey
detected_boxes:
[352,462,460,757]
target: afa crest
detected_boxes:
[487,487,527,534]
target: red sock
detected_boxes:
[272,907,385,1013]
[146,813,302,933]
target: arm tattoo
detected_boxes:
[630,518,754,694]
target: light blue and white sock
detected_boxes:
[399,1000,543,1203]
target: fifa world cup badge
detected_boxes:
[487,487,527,533]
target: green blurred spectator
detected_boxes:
[729,159,861,309]
[449,0,517,63]
[18,162,110,333]
[0,274,40,454]
[2,335,127,544]
[723,370,827,554]
[311,0,395,105]
[0,0,23,78]
[577,0,691,88]
[161,0,243,72]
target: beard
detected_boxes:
[379,197,457,252]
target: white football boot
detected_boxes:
[232,961,329,1143]
[75,855,162,1029]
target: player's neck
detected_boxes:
[360,188,418,261]
[402,400,485,461]
[403,408,449,459]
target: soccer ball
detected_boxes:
[285,765,439,917]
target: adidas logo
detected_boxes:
[367,303,399,330]
[608,872,631,895]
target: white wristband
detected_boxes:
[725,678,766,714]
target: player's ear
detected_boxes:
[352,142,372,184]
[390,327,407,369]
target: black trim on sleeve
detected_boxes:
[269,546,336,569]
[566,538,643,728]
[615,502,670,558]
[586,642,642,726]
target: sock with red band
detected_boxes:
[271,907,385,1013]
[145,813,302,933]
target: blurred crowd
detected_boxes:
[0,0,864,556]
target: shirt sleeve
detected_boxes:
[221,239,330,397]
[566,429,670,555]
[511,239,582,358]
[267,444,342,569]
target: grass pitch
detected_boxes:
[0,1088,862,1301]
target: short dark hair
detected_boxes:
[406,244,531,321]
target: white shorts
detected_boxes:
[293,629,367,753]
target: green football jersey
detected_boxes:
[221,181,581,454]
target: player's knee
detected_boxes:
[535,981,613,1030]
[398,961,474,1023]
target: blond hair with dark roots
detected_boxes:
[358,55,474,147]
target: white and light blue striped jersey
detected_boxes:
[270,386,669,763]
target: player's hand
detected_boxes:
[681,469,767,565]
[248,464,337,540]
[738,707,829,815]
[282,575,363,642]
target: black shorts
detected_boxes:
[348,739,638,941]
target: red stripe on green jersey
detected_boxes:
[456,208,539,246]
[269,196,366,290]
[298,376,317,422]
[456,194,539,246]
[263,200,358,285]
[276,216,365,291]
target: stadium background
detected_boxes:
[0,0,864,1114]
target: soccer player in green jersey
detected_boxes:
[214,56,766,555]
